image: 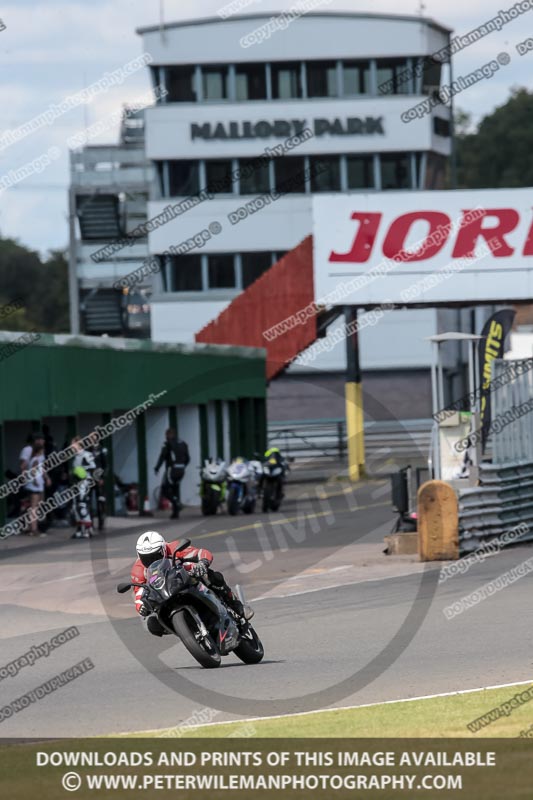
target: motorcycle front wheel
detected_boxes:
[171,610,221,668]
[262,482,273,512]
[234,625,264,664]
[202,486,220,516]
[270,480,283,511]
[227,486,240,516]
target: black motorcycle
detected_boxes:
[117,540,264,669]
[261,453,286,512]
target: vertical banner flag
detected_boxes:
[478,308,516,451]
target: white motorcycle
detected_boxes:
[226,458,256,515]
[200,458,227,516]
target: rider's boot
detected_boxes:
[218,585,254,621]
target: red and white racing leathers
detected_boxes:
[130,539,213,614]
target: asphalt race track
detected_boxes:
[1,479,531,737]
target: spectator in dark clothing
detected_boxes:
[41,425,59,529]
[154,428,190,519]
[42,424,55,459]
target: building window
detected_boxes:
[271,62,303,99]
[425,153,446,190]
[165,66,197,102]
[433,117,451,137]
[205,160,234,194]
[235,64,267,100]
[421,57,442,95]
[306,61,338,98]
[149,67,164,100]
[202,65,229,100]
[346,155,375,189]
[169,255,203,291]
[376,58,411,94]
[208,254,236,288]
[241,252,273,288]
[238,157,271,194]
[155,162,165,196]
[167,161,200,196]
[414,152,424,188]
[381,153,412,189]
[309,155,341,192]
[274,156,307,193]
[342,60,370,95]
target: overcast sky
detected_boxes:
[0,0,530,255]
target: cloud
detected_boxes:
[0,0,530,254]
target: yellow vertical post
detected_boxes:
[354,380,365,470]
[345,382,360,481]
[345,307,365,481]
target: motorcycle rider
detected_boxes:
[87,431,108,476]
[131,531,253,636]
[71,435,96,472]
[87,431,108,529]
[264,446,288,469]
[71,435,104,528]
[71,465,94,539]
[261,446,288,492]
[154,429,190,519]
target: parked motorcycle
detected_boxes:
[248,457,264,485]
[262,452,287,512]
[226,458,256,515]
[200,458,227,516]
[117,539,264,669]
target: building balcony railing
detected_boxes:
[70,145,154,188]
[77,255,152,287]
[78,241,149,264]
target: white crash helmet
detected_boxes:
[136,531,166,568]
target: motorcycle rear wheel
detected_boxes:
[172,610,221,669]
[234,625,264,664]
[243,497,255,514]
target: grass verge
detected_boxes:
[121,683,533,738]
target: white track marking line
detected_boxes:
[193,501,389,542]
[126,679,533,736]
[37,571,95,586]
[251,565,434,601]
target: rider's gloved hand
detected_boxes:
[184,559,208,579]
[139,602,150,617]
[138,588,150,617]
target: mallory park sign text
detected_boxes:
[190,117,385,141]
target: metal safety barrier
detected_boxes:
[455,357,533,552]
[491,358,533,464]
[268,418,432,472]
[458,460,533,552]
